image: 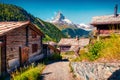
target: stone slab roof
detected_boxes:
[58,38,90,47]
[0,21,44,36]
[91,14,120,25]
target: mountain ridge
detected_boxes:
[49,11,92,37]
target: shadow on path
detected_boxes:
[108,69,120,80]
[40,72,52,80]
[44,58,69,65]
[39,59,72,80]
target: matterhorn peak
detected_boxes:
[51,11,72,24]
[53,11,65,21]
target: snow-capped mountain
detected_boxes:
[50,11,93,31]
[49,11,93,38]
[50,11,73,24]
[76,23,94,31]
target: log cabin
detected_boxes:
[0,21,44,75]
[91,5,120,38]
[58,37,90,52]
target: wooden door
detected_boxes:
[19,47,29,66]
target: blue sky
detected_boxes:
[1,0,120,24]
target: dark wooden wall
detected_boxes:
[0,36,7,74]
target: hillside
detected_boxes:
[50,11,91,38]
[71,34,120,62]
[62,28,90,38]
[0,3,66,42]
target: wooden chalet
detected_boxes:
[91,5,120,37]
[58,37,90,52]
[0,21,44,75]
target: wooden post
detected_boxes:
[0,36,7,75]
[97,35,100,41]
[26,26,29,46]
[0,42,2,75]
[2,36,6,73]
[97,29,100,41]
[19,47,22,67]
[40,36,43,54]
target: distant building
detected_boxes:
[43,44,60,58]
[58,38,90,52]
[0,21,44,75]
[91,4,120,37]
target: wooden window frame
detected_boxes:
[32,44,38,53]
[32,30,37,38]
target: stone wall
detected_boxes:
[71,62,120,80]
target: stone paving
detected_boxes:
[40,61,75,80]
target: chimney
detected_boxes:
[76,36,79,40]
[114,4,118,17]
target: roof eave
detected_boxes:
[91,22,120,26]
[28,22,44,36]
[58,44,71,46]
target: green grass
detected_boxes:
[64,51,75,55]
[61,51,76,61]
[11,63,45,80]
[98,34,120,61]
[11,53,62,80]
[47,53,62,61]
[69,62,73,73]
[72,34,120,62]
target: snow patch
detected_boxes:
[63,19,72,24]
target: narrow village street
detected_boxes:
[40,61,76,80]
[1,1,120,80]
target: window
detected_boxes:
[32,44,38,53]
[32,30,37,38]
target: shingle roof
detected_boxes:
[0,21,44,36]
[58,38,77,46]
[58,38,90,47]
[91,14,120,25]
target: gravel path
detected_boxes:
[40,61,75,80]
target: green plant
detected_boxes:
[88,41,104,61]
[11,63,45,80]
[43,53,62,64]
[72,34,120,62]
[48,53,62,61]
[69,62,77,79]
[64,51,74,55]
[69,62,73,73]
[99,34,120,60]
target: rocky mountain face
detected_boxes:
[50,11,93,38]
[50,11,72,24]
[50,11,77,29]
